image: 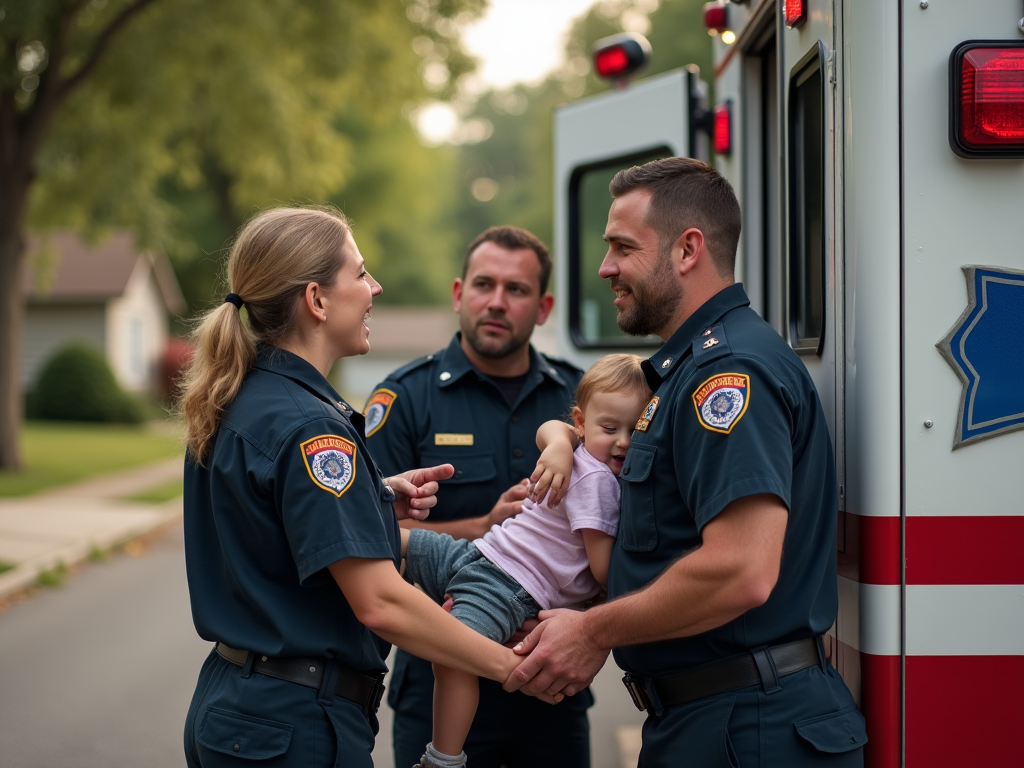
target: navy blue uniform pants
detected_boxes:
[184,649,379,768]
[390,654,591,768]
[637,664,865,768]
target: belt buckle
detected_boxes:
[368,675,385,715]
[622,673,649,712]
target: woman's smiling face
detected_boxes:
[322,235,382,359]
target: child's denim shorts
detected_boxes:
[405,529,540,643]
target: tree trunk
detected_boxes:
[0,170,30,471]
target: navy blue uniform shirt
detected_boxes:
[364,333,582,519]
[610,284,839,676]
[184,346,399,675]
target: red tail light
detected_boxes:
[714,101,732,155]
[784,0,806,28]
[703,2,728,33]
[592,33,651,83]
[950,41,1024,158]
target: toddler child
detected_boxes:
[401,353,652,768]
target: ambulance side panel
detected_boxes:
[900,2,1024,767]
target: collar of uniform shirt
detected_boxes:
[438,332,568,389]
[643,283,751,383]
[253,344,351,415]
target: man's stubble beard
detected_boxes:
[461,315,533,360]
[616,250,681,337]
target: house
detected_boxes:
[21,231,186,395]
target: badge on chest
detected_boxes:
[636,396,660,432]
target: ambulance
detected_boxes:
[549,2,1024,766]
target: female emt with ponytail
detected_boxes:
[179,207,524,768]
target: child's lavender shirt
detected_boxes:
[474,445,620,610]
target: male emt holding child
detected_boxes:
[509,158,866,767]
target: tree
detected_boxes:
[451,0,711,252]
[0,0,484,470]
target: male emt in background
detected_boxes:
[506,158,866,767]
[364,227,588,768]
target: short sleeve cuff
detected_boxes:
[298,539,396,584]
[694,476,790,531]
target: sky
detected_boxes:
[416,0,599,143]
[463,0,599,89]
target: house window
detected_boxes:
[568,147,671,349]
[787,42,826,355]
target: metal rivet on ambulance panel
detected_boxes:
[1019,17,1024,35]
[919,1,928,8]
[924,420,934,428]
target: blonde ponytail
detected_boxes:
[180,205,351,465]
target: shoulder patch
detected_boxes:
[692,323,732,368]
[692,373,750,434]
[363,388,397,437]
[301,434,357,497]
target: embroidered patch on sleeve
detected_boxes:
[363,389,397,437]
[692,373,750,434]
[635,396,660,432]
[301,435,357,497]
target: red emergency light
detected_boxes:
[593,33,651,84]
[950,41,1024,158]
[784,0,806,28]
[714,101,732,155]
[703,2,728,33]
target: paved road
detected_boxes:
[0,522,643,768]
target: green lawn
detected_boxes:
[0,421,184,497]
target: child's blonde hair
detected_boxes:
[574,354,651,413]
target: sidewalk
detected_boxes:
[0,458,184,601]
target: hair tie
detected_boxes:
[224,293,243,309]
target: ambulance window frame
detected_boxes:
[787,41,827,356]
[567,146,673,350]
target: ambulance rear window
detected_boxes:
[568,147,672,349]
[787,42,826,356]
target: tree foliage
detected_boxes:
[0,0,484,469]
[450,0,712,254]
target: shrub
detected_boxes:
[27,342,144,424]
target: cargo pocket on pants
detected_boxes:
[794,704,868,754]
[197,707,293,761]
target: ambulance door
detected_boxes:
[553,69,708,370]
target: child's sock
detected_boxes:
[418,742,467,768]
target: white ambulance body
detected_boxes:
[551,2,1024,766]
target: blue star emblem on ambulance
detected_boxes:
[936,265,1024,449]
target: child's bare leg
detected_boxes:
[431,662,479,758]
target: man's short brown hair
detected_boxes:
[609,158,742,277]
[462,226,553,294]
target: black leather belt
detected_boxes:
[215,643,385,715]
[622,637,822,716]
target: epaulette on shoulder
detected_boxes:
[691,322,733,368]
[387,353,438,381]
[540,352,584,375]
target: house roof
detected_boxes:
[22,230,186,315]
